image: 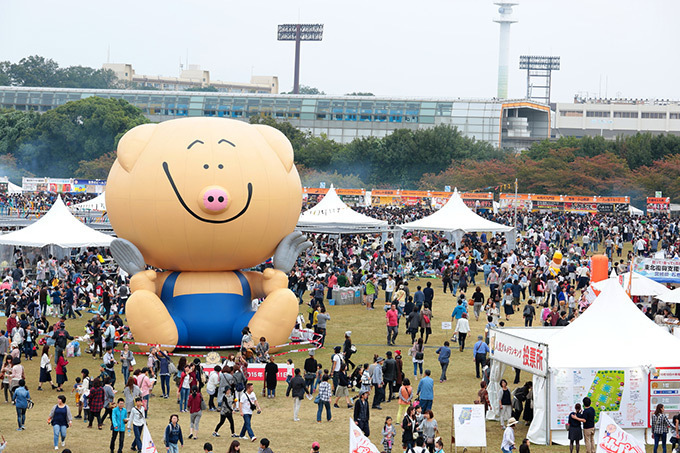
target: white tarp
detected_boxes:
[72,192,106,211]
[399,188,513,233]
[298,187,388,233]
[0,196,113,248]
[593,272,670,297]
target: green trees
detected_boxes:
[0,55,118,89]
[0,98,148,178]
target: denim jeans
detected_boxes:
[239,413,254,438]
[316,400,331,421]
[132,424,143,451]
[413,362,423,377]
[439,362,449,381]
[653,432,667,453]
[53,424,67,446]
[267,388,275,397]
[180,387,190,411]
[121,365,129,385]
[167,443,179,453]
[16,407,26,428]
[160,374,170,397]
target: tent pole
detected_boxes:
[545,367,550,445]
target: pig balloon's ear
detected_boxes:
[116,123,157,173]
[252,124,295,173]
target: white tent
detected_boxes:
[490,281,680,445]
[72,192,106,211]
[629,205,643,216]
[593,271,670,297]
[297,187,388,233]
[399,188,513,233]
[0,196,113,247]
[658,287,680,304]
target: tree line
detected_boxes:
[0,96,677,206]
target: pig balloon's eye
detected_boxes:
[203,164,209,169]
[218,164,224,169]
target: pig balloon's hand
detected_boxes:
[110,238,146,276]
[273,231,311,274]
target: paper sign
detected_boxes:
[441,322,452,330]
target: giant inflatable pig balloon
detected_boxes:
[106,118,310,349]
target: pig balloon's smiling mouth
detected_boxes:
[162,162,252,224]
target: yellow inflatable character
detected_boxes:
[548,250,562,278]
[106,118,310,349]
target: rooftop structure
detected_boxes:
[102,63,278,94]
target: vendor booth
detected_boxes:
[487,280,680,445]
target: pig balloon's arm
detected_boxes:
[272,231,312,274]
[242,269,291,300]
[110,238,146,276]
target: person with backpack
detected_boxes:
[109,397,127,453]
[213,386,236,437]
[164,414,184,453]
[523,300,536,327]
[47,394,72,450]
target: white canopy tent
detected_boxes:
[399,188,514,249]
[0,196,113,248]
[629,205,644,216]
[489,281,680,445]
[297,187,389,234]
[657,287,680,304]
[593,271,670,297]
[72,192,106,211]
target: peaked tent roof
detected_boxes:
[593,272,670,297]
[399,188,513,233]
[297,187,388,233]
[0,196,113,248]
[72,192,106,211]
[548,280,680,368]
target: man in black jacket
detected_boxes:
[303,351,317,393]
[285,368,308,421]
[382,351,397,402]
[353,389,370,436]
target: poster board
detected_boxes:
[550,368,648,429]
[453,404,487,447]
[648,367,680,424]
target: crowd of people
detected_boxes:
[0,195,678,452]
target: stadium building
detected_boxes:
[0,86,550,150]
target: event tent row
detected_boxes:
[296,188,515,245]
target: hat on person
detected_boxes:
[312,442,320,448]
[377,357,385,363]
[308,350,315,356]
[394,350,401,356]
[360,388,370,395]
[507,417,519,427]
[334,346,341,353]
[345,331,352,337]
[478,335,483,340]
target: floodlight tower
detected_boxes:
[494,2,518,99]
[277,24,324,94]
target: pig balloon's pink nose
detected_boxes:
[199,186,230,213]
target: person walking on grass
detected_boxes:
[48,394,72,450]
[127,397,146,452]
[164,414,184,453]
[316,374,332,423]
[286,368,309,422]
[109,398,127,453]
[435,342,451,383]
[238,383,262,442]
[188,385,204,440]
[213,386,236,437]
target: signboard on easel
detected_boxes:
[453,404,487,452]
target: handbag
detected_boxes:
[200,398,207,411]
[130,357,136,367]
[168,361,177,375]
[314,395,320,404]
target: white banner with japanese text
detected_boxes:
[488,328,548,377]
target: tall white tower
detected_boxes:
[494,2,518,99]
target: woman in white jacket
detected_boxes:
[454,313,471,352]
[38,345,57,390]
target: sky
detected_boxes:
[1,0,678,102]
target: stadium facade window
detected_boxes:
[560,110,583,117]
[641,112,666,119]
[613,111,638,118]
[585,111,610,117]
[670,113,680,119]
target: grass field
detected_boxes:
[0,264,656,452]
